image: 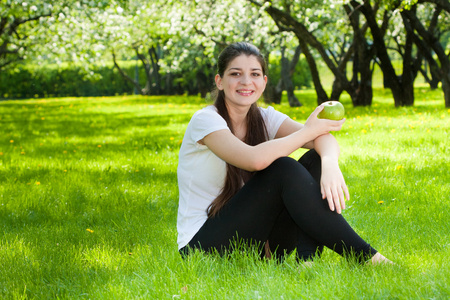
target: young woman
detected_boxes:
[177,42,392,265]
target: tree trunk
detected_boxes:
[402,5,450,107]
[112,51,144,95]
[134,47,152,95]
[443,74,450,108]
[149,46,161,95]
[345,4,374,106]
[351,0,414,106]
[262,49,277,104]
[400,11,416,106]
[196,69,209,98]
[280,46,302,107]
[296,36,329,104]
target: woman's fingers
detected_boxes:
[322,183,348,214]
[322,184,336,213]
[311,104,325,117]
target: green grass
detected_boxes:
[0,89,449,299]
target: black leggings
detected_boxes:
[180,150,377,263]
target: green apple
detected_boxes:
[318,101,345,120]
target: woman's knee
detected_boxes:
[298,149,322,183]
[264,156,311,183]
[299,149,321,166]
[267,157,300,176]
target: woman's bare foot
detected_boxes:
[368,252,394,265]
[300,261,314,268]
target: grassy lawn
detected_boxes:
[0,89,449,299]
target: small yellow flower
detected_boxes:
[391,129,396,133]
[395,165,403,171]
[97,145,102,148]
[64,170,67,172]
[170,137,175,140]
[0,152,3,156]
[36,182,40,185]
[378,201,384,204]
[86,229,94,233]
[10,140,14,143]
[63,150,67,154]
[41,117,45,120]
[21,152,25,155]
[361,129,367,133]
[135,170,139,172]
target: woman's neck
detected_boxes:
[226,104,249,141]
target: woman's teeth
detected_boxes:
[237,90,253,95]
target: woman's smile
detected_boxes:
[236,89,255,96]
[215,54,267,109]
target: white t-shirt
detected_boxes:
[176,105,288,249]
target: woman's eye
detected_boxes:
[230,72,240,76]
[252,73,261,77]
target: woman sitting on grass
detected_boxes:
[176,42,392,265]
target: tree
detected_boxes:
[348,0,445,106]
[401,1,450,107]
[250,0,379,106]
[0,1,53,70]
[0,1,121,71]
[168,0,282,100]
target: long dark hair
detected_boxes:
[207,42,269,218]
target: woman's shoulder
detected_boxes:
[188,105,227,130]
[192,105,219,118]
[258,105,288,121]
[258,105,275,115]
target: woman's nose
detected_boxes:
[240,74,251,84]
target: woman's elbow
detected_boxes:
[247,157,271,172]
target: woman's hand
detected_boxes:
[320,157,350,214]
[303,105,345,139]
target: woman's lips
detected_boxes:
[237,90,254,96]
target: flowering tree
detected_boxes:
[0,1,54,70]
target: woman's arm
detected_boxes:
[314,134,349,214]
[275,112,349,214]
[275,118,315,149]
[202,105,344,172]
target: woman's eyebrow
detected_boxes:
[227,67,262,71]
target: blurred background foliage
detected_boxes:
[1,0,449,107]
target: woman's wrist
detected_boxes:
[321,155,339,166]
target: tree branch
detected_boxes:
[112,50,143,95]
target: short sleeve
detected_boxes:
[189,106,230,143]
[260,106,289,139]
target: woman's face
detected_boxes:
[215,54,267,110]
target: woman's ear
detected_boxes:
[215,74,223,90]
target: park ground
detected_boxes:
[0,88,449,299]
